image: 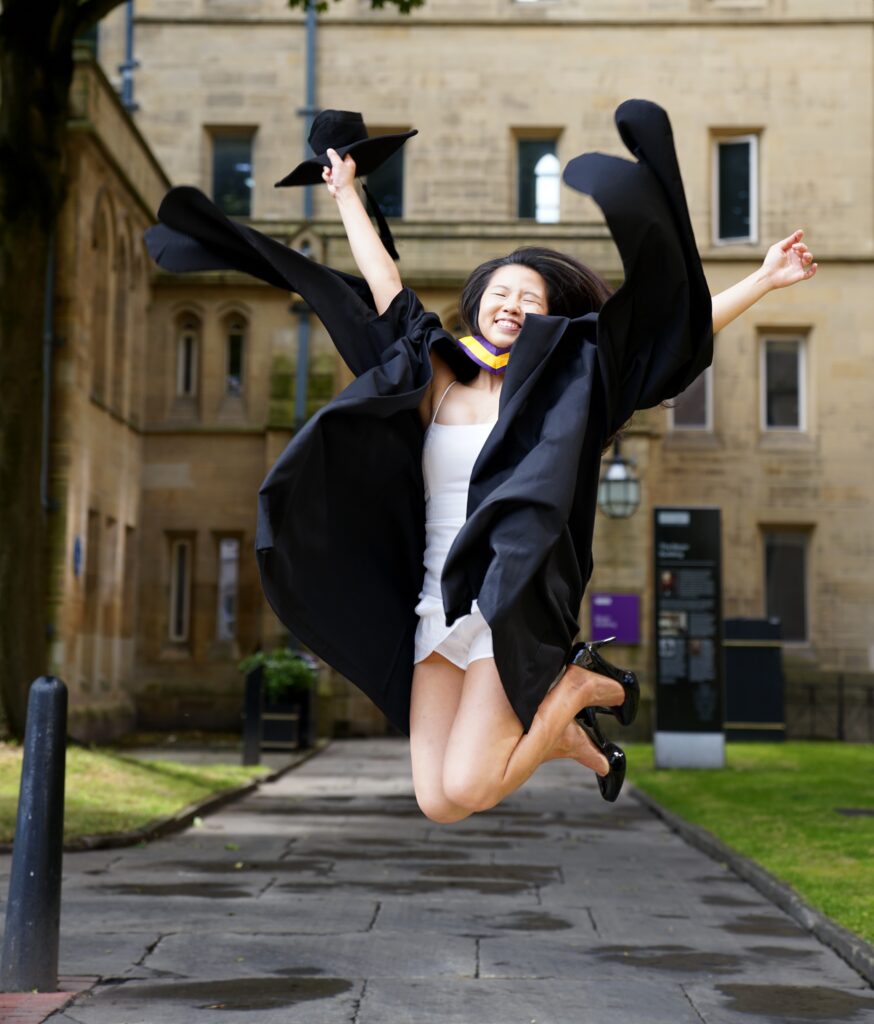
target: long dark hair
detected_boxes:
[459,246,613,335]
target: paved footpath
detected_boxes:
[2,738,874,1024]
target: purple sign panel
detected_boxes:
[589,593,640,644]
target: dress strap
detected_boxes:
[429,380,457,426]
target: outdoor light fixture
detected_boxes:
[597,439,641,518]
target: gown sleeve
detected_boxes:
[562,99,714,439]
[145,185,418,379]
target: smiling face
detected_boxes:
[476,264,549,347]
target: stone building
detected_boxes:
[49,0,873,738]
[47,54,169,737]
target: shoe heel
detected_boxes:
[576,707,626,803]
[569,640,640,728]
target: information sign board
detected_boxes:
[653,506,724,767]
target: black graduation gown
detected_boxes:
[144,99,713,736]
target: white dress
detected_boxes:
[413,381,498,669]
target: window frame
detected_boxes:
[515,133,561,221]
[215,534,241,643]
[176,317,200,398]
[208,128,256,218]
[224,315,247,396]
[363,128,408,219]
[760,334,807,432]
[762,527,810,644]
[168,536,193,643]
[712,132,759,246]
[668,365,713,432]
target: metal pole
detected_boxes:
[301,0,318,221]
[118,1,140,113]
[836,673,845,741]
[1,677,68,992]
[242,665,263,766]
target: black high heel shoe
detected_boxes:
[568,636,640,727]
[576,707,626,803]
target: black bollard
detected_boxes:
[1,676,67,992]
[242,665,263,766]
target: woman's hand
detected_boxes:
[712,229,818,333]
[322,147,356,199]
[760,229,818,290]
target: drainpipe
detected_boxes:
[301,0,318,220]
[119,0,139,114]
[41,231,56,515]
[294,1,318,427]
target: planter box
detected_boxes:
[261,689,316,750]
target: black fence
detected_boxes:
[785,679,874,742]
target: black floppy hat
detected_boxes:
[275,110,417,188]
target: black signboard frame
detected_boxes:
[653,506,725,767]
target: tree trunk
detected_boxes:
[0,4,75,734]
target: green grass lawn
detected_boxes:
[0,743,270,844]
[625,741,874,945]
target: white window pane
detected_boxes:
[534,153,560,224]
[216,538,240,641]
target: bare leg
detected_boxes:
[409,652,473,823]
[442,656,625,814]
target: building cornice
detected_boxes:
[133,16,874,29]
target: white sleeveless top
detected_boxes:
[418,381,498,604]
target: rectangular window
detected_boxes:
[216,537,240,642]
[763,530,808,642]
[176,323,199,397]
[211,131,254,217]
[168,537,193,642]
[517,138,560,222]
[669,367,712,430]
[713,133,758,244]
[365,144,404,219]
[762,336,805,430]
[226,321,245,395]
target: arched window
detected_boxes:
[534,153,560,224]
[111,241,128,414]
[225,316,246,395]
[176,315,200,397]
[90,211,111,401]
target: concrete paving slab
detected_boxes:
[143,929,477,980]
[55,976,364,1024]
[48,893,380,934]
[357,977,704,1024]
[373,898,596,939]
[56,931,165,978]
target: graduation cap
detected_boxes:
[275,109,417,260]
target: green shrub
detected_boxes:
[238,649,317,703]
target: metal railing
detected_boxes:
[785,679,874,742]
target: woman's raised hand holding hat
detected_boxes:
[321,148,356,199]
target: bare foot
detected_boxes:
[544,720,609,776]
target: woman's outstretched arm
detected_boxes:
[711,229,817,334]
[322,147,403,315]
